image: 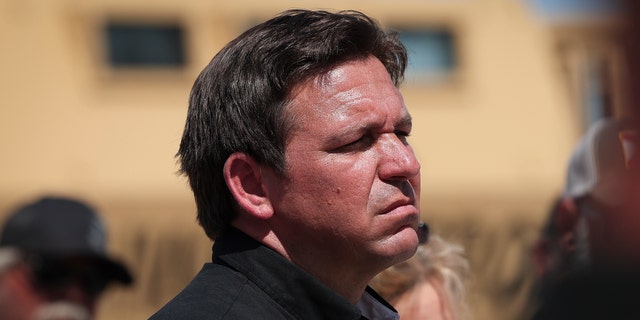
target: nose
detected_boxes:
[377,133,420,181]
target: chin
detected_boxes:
[382,229,420,265]
[398,240,419,261]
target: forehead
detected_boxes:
[286,57,407,125]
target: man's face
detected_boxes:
[264,56,421,275]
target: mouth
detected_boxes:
[375,181,420,229]
[381,199,416,215]
[380,198,420,228]
[380,180,417,214]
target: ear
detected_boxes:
[223,153,274,220]
[555,198,580,252]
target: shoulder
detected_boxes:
[149,263,294,320]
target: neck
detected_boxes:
[290,258,370,304]
[234,220,373,304]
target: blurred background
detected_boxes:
[0,0,629,319]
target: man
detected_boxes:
[0,196,133,320]
[530,118,640,319]
[151,9,422,320]
[532,118,637,282]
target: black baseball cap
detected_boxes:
[0,196,133,285]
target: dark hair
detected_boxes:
[177,9,408,239]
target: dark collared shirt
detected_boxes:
[149,228,398,320]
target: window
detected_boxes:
[398,28,457,84]
[105,22,186,68]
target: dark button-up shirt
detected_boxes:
[149,228,398,320]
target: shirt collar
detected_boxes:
[358,287,400,320]
[213,228,398,320]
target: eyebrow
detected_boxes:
[326,112,413,145]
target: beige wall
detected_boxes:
[0,0,600,319]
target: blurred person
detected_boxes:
[527,2,640,319]
[150,9,422,320]
[370,223,471,320]
[532,118,637,278]
[531,196,574,297]
[530,117,640,319]
[0,196,133,320]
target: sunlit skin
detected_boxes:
[233,56,422,304]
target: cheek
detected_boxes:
[284,146,380,202]
[285,158,374,216]
[293,154,373,189]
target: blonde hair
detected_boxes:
[370,235,471,320]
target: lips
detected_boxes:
[381,179,416,211]
[385,205,420,238]
[371,179,420,236]
[379,199,420,234]
[381,198,415,215]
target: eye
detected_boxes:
[334,134,374,153]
